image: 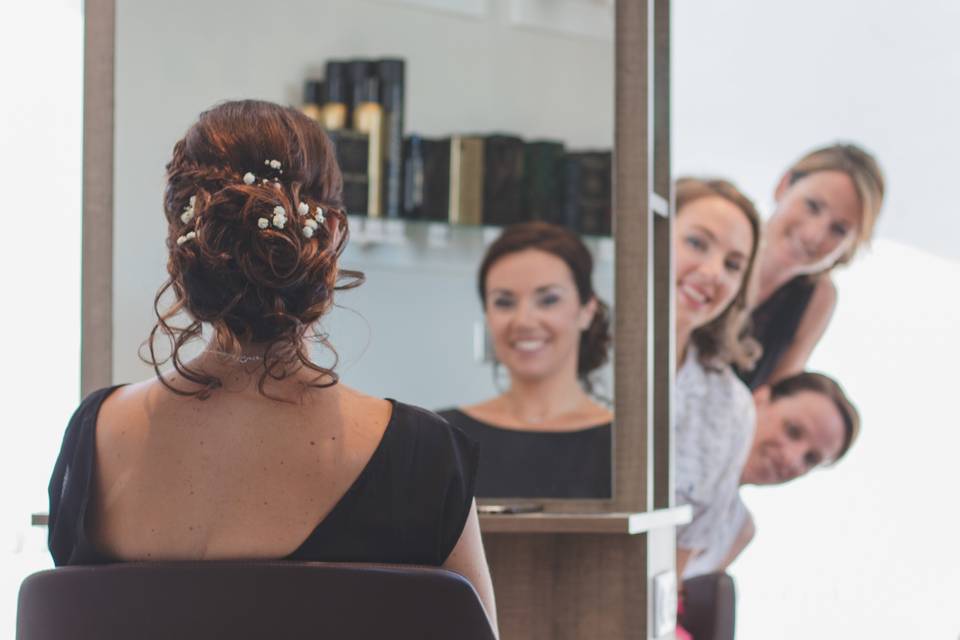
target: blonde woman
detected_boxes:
[739,143,885,388]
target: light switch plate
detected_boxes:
[651,570,677,638]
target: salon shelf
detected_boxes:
[479,505,691,535]
[344,215,615,272]
[32,507,692,535]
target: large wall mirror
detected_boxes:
[101,0,648,503]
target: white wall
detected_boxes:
[672,0,960,636]
[0,0,83,635]
[673,0,960,262]
[113,0,614,405]
[731,239,960,639]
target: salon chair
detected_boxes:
[17,561,496,640]
[678,572,736,640]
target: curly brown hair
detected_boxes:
[676,177,762,371]
[477,222,612,391]
[145,100,363,398]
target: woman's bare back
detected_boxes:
[89,375,392,561]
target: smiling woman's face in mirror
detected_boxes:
[484,249,596,385]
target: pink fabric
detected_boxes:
[676,591,693,640]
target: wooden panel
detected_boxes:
[485,533,649,640]
[613,0,653,514]
[651,0,675,513]
[81,0,115,396]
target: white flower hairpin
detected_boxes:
[315,207,326,224]
[243,172,256,185]
[180,195,197,223]
[297,202,309,216]
[272,205,287,229]
[176,231,196,246]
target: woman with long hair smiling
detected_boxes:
[671,177,762,577]
[738,143,885,388]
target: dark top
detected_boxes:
[736,276,817,389]
[437,409,611,499]
[48,386,479,567]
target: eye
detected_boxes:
[537,293,561,307]
[724,257,744,273]
[785,422,803,440]
[491,296,514,310]
[685,235,707,251]
[829,222,850,238]
[805,198,821,215]
[804,451,822,468]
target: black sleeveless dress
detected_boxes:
[737,276,816,389]
[48,386,478,567]
[437,409,611,499]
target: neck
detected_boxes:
[502,370,591,424]
[198,335,311,378]
[676,327,691,370]
[754,248,801,305]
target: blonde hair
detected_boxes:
[676,177,762,371]
[785,143,885,265]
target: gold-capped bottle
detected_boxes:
[351,63,384,217]
[301,80,324,122]
[320,61,348,131]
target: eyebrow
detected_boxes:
[689,224,748,259]
[689,224,718,243]
[488,284,567,296]
[812,196,856,226]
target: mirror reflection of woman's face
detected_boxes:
[674,196,755,338]
[766,170,861,274]
[484,249,595,384]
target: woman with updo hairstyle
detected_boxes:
[439,222,613,499]
[47,100,496,631]
[670,177,762,578]
[738,143,885,388]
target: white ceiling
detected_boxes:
[673,0,960,263]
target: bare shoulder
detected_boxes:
[808,275,838,316]
[335,384,394,428]
[585,399,614,425]
[94,378,171,466]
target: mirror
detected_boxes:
[110,0,617,499]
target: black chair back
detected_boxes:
[679,572,736,640]
[17,561,496,640]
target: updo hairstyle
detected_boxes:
[477,222,612,389]
[146,99,363,398]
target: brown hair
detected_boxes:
[785,143,885,265]
[769,371,860,463]
[477,222,611,389]
[145,99,363,398]
[676,177,762,370]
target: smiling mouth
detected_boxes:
[787,235,816,262]
[679,283,711,308]
[511,339,547,353]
